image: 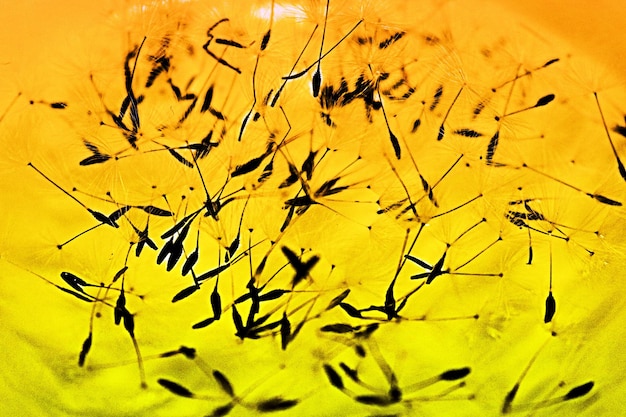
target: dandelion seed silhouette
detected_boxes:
[1,1,626,416]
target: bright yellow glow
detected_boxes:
[1,1,625,416]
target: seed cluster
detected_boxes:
[1,1,626,416]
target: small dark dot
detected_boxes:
[355,344,366,357]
